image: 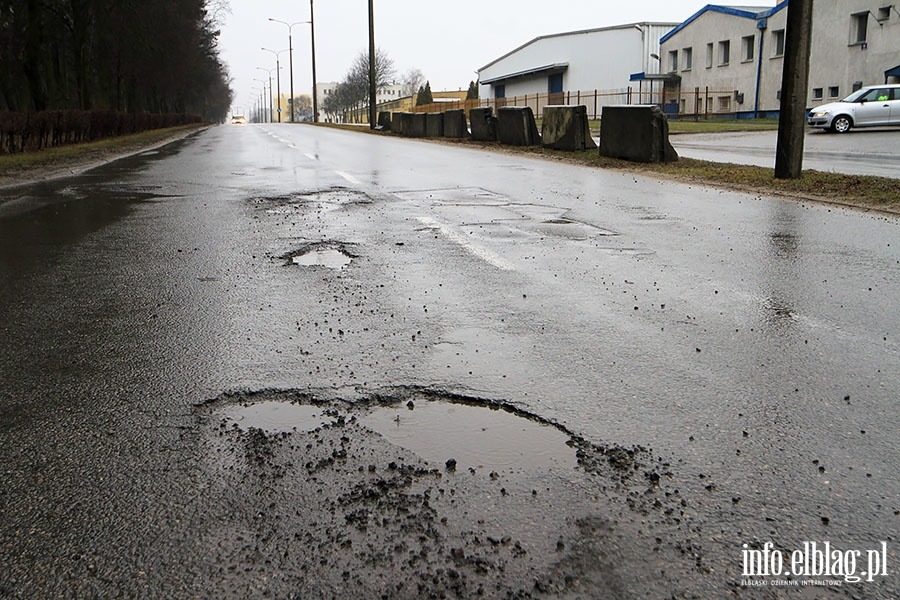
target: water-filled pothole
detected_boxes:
[219,401,337,433]
[362,400,575,471]
[292,248,352,269]
[280,243,355,269]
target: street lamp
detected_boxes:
[269,18,311,123]
[256,67,276,123]
[253,78,268,122]
[261,47,289,123]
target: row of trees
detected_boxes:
[320,48,397,122]
[319,50,481,123]
[0,0,232,121]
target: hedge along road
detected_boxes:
[0,123,898,598]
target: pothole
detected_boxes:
[194,388,697,598]
[219,401,338,433]
[250,187,371,208]
[279,242,356,269]
[361,399,575,471]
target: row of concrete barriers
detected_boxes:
[377,105,677,163]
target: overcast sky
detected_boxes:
[219,0,775,115]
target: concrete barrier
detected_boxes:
[425,113,444,138]
[542,105,596,151]
[406,113,427,137]
[497,107,541,146]
[599,105,678,163]
[391,112,405,135]
[469,108,497,141]
[377,111,392,131]
[442,110,468,138]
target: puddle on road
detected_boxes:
[280,243,355,270]
[219,401,337,433]
[361,400,575,471]
[291,248,353,269]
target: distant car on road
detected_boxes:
[231,115,247,125]
[808,84,900,133]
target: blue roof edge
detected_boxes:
[660,2,789,45]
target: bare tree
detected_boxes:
[348,47,396,97]
[401,68,424,98]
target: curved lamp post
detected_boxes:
[256,67,276,122]
[269,18,311,122]
[261,47,289,122]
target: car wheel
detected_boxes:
[831,115,852,133]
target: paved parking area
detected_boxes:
[670,128,900,178]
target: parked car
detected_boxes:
[231,114,247,125]
[808,84,900,133]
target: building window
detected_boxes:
[706,43,714,68]
[682,47,692,70]
[742,35,755,61]
[812,88,823,100]
[718,96,731,112]
[773,29,785,56]
[718,40,730,66]
[495,84,505,98]
[668,50,678,73]
[828,86,840,98]
[852,81,864,92]
[877,6,891,20]
[851,12,868,43]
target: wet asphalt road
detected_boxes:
[671,128,900,178]
[1,124,898,598]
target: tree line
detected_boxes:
[0,0,232,121]
[319,50,480,123]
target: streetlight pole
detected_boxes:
[256,67,276,123]
[253,77,272,123]
[262,47,288,123]
[270,18,313,123]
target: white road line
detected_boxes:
[288,143,296,149]
[305,153,318,161]
[416,216,516,272]
[335,171,361,185]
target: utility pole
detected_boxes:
[311,0,318,123]
[774,0,813,179]
[368,0,376,129]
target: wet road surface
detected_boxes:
[1,124,898,598]
[671,128,900,178]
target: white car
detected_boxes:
[231,115,247,125]
[808,84,900,133]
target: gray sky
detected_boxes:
[219,0,774,115]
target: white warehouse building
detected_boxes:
[477,22,678,101]
[659,0,900,117]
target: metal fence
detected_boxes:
[338,86,751,124]
[408,87,748,120]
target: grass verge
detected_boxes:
[310,122,900,215]
[0,124,207,186]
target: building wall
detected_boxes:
[661,1,900,116]
[661,6,786,115]
[807,0,900,101]
[477,23,676,99]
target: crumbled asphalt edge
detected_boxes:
[247,187,370,266]
[248,186,374,209]
[276,241,359,266]
[193,386,714,598]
